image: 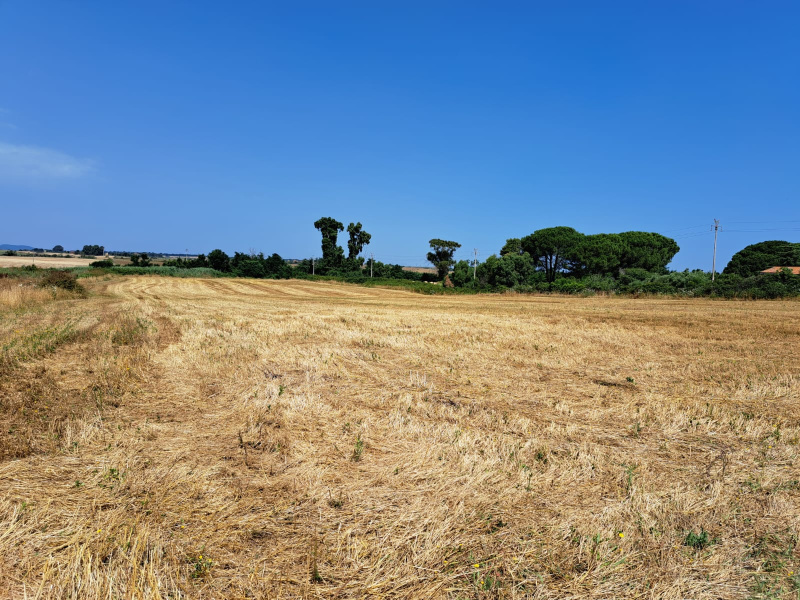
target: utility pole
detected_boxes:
[711,219,720,282]
[473,248,478,280]
[312,258,315,276]
[370,253,374,278]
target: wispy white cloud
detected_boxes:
[0,141,95,181]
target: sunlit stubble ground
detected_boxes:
[1,276,799,599]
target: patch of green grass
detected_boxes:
[1,320,79,369]
[111,316,151,345]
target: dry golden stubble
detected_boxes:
[0,277,797,599]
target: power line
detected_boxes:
[672,232,711,240]
[660,224,708,233]
[724,228,800,233]
[726,219,800,224]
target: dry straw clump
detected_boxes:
[1,276,799,599]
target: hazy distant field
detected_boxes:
[1,277,798,598]
[0,254,95,268]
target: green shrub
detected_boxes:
[39,270,81,291]
[90,259,115,268]
[551,278,586,293]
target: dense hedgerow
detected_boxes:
[2,264,797,297]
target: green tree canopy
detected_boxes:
[521,226,584,283]
[314,217,345,265]
[574,233,624,275]
[450,260,473,287]
[208,249,231,272]
[130,253,151,267]
[52,245,64,252]
[617,231,679,272]
[234,258,265,278]
[568,231,679,276]
[192,254,208,268]
[82,244,104,256]
[264,253,290,277]
[499,238,523,256]
[477,253,535,287]
[723,240,800,277]
[427,239,461,279]
[230,252,265,278]
[346,222,372,259]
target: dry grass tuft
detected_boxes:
[1,277,799,598]
[0,278,58,311]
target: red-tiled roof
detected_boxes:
[761,266,800,274]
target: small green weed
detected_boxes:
[189,553,213,579]
[98,467,125,489]
[684,528,715,550]
[623,464,636,494]
[351,435,364,461]
[111,317,151,346]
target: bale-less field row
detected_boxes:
[1,277,798,599]
[0,255,99,268]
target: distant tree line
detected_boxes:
[82,244,105,256]
[71,221,798,298]
[136,216,432,282]
[434,227,798,298]
[290,217,435,281]
[441,227,680,288]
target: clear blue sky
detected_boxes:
[1,1,798,269]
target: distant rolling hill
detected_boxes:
[0,244,34,251]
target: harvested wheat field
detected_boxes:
[1,276,799,599]
[0,255,96,269]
